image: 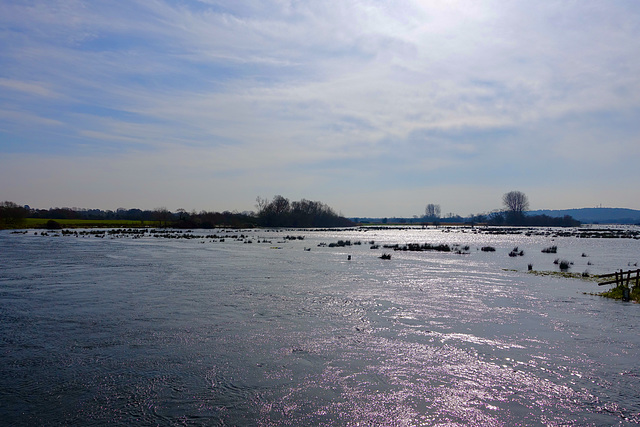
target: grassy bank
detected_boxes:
[591,285,640,303]
[526,270,600,281]
[524,269,639,302]
[511,269,639,303]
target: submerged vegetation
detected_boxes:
[16,224,640,303]
[509,247,524,257]
[596,285,640,303]
[383,243,453,252]
[525,269,598,281]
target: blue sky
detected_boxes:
[1,0,639,217]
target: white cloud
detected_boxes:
[1,0,639,213]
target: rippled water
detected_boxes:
[1,227,640,426]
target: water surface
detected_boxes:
[1,227,639,425]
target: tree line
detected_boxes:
[1,191,581,229]
[0,201,29,228]
[0,196,355,229]
[255,196,354,227]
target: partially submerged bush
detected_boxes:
[542,246,558,254]
[45,220,62,230]
[558,259,572,271]
[509,247,524,257]
[328,240,351,247]
[384,243,451,252]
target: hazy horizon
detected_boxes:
[2,1,639,217]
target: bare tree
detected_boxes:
[255,196,269,214]
[502,191,529,214]
[256,195,290,226]
[152,207,172,227]
[425,203,441,220]
[271,195,290,216]
[176,208,189,221]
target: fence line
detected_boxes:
[598,269,640,287]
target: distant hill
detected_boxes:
[528,208,640,224]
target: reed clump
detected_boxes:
[597,285,640,303]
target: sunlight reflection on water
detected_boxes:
[1,227,639,425]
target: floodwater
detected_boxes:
[1,226,639,426]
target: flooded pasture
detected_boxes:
[1,226,639,425]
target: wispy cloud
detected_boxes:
[1,0,639,215]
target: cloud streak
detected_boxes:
[1,0,639,215]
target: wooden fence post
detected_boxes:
[628,270,632,287]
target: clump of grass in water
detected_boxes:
[595,285,640,303]
[542,245,558,254]
[553,258,573,271]
[527,269,597,281]
[509,247,524,257]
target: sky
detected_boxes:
[1,0,639,218]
